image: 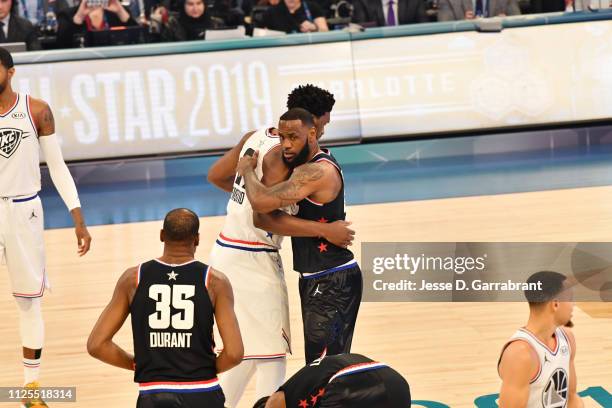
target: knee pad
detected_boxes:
[15,297,44,349]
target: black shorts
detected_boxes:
[299,264,363,364]
[319,366,411,408]
[136,390,225,408]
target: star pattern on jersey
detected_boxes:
[298,399,308,408]
[310,389,325,406]
[266,231,274,239]
[318,242,328,253]
[167,271,179,281]
[317,217,328,223]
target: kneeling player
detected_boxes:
[253,352,411,408]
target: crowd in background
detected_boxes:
[0,0,605,50]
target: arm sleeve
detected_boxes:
[39,134,81,211]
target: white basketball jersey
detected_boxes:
[500,327,571,408]
[0,94,41,197]
[219,127,295,249]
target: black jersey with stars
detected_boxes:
[291,149,354,273]
[279,353,380,408]
[131,259,217,384]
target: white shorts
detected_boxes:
[0,194,48,298]
[209,240,291,359]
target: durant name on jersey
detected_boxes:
[149,332,193,348]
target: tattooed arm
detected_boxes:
[34,99,55,137]
[237,153,329,213]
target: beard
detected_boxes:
[282,142,310,169]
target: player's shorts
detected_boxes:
[136,389,225,408]
[0,194,48,298]
[209,239,291,359]
[319,366,411,408]
[298,261,363,364]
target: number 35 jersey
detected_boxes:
[131,259,217,386]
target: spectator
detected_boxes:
[128,0,162,23]
[56,0,138,47]
[262,0,328,33]
[437,0,520,20]
[208,0,244,27]
[241,0,278,17]
[18,0,73,26]
[160,0,218,41]
[351,0,427,26]
[0,0,41,50]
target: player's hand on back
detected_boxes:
[76,224,92,256]
[236,150,259,176]
[323,220,354,248]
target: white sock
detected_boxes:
[255,358,287,400]
[23,358,40,385]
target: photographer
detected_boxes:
[56,0,137,48]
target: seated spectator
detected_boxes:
[56,0,138,47]
[208,0,244,27]
[437,0,519,20]
[160,0,221,41]
[262,0,328,33]
[18,0,73,26]
[0,0,41,50]
[241,0,278,18]
[351,0,427,26]
[128,0,163,23]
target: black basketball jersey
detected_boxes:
[292,149,355,273]
[279,353,387,407]
[131,259,218,390]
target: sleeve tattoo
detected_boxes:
[268,164,325,206]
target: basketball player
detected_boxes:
[0,47,92,406]
[237,108,363,364]
[252,352,411,408]
[498,271,584,408]
[87,208,243,408]
[207,84,336,193]
[206,85,353,407]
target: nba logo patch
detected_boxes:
[0,128,23,158]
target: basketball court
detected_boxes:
[1,183,611,407]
